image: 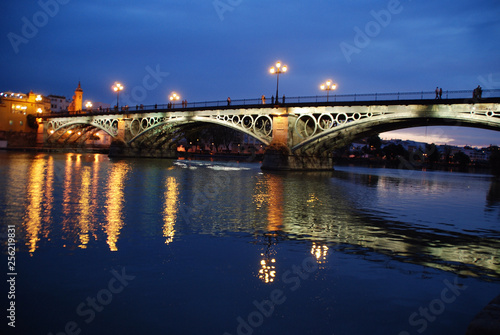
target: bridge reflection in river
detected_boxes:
[6,152,499,280]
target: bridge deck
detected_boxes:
[40,96,500,119]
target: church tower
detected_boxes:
[68,82,83,111]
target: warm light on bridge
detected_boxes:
[112,82,124,92]
[112,82,124,109]
[270,60,287,101]
[320,79,337,102]
[269,61,287,75]
[169,92,180,107]
[85,101,93,109]
[169,92,180,101]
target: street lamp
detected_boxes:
[269,61,287,103]
[169,92,180,108]
[112,82,124,109]
[85,101,93,110]
[320,80,337,102]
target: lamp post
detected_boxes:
[169,92,180,108]
[85,101,93,110]
[269,61,287,102]
[112,82,124,109]
[320,80,337,102]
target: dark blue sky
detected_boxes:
[1,0,500,146]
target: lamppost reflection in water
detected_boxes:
[77,167,93,248]
[75,156,102,250]
[24,158,47,254]
[311,242,329,268]
[163,176,179,244]
[254,173,285,283]
[259,255,277,284]
[104,162,129,251]
[258,233,279,284]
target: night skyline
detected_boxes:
[1,0,500,147]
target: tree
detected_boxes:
[383,143,408,160]
[453,151,470,166]
[489,146,500,177]
[368,134,382,150]
[26,114,38,130]
[426,143,440,164]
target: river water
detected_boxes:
[0,152,499,335]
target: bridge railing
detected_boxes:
[40,89,500,117]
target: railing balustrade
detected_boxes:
[39,89,500,118]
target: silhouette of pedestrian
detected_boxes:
[477,85,482,99]
[271,95,274,104]
[435,87,439,99]
[155,104,157,109]
[227,97,231,106]
[282,94,286,104]
[261,95,266,104]
[439,88,442,99]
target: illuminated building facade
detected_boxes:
[67,82,83,112]
[48,94,71,113]
[0,91,50,132]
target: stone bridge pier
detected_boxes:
[261,109,334,170]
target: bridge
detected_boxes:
[39,89,500,170]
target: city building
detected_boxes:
[67,82,83,112]
[48,94,71,113]
[0,91,50,132]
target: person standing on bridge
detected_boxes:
[227,97,231,106]
[435,87,439,99]
[261,95,266,104]
[439,88,443,99]
[283,94,286,104]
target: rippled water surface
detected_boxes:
[0,152,499,335]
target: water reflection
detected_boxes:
[24,158,46,253]
[486,178,500,212]
[76,167,93,248]
[104,161,129,251]
[311,242,329,265]
[258,256,277,283]
[258,234,279,284]
[5,154,500,280]
[163,176,179,244]
[276,170,500,279]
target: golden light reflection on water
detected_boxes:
[24,158,46,253]
[77,167,93,248]
[258,255,276,283]
[253,174,285,232]
[311,242,329,266]
[61,154,77,236]
[104,162,129,251]
[43,156,55,232]
[163,176,179,244]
